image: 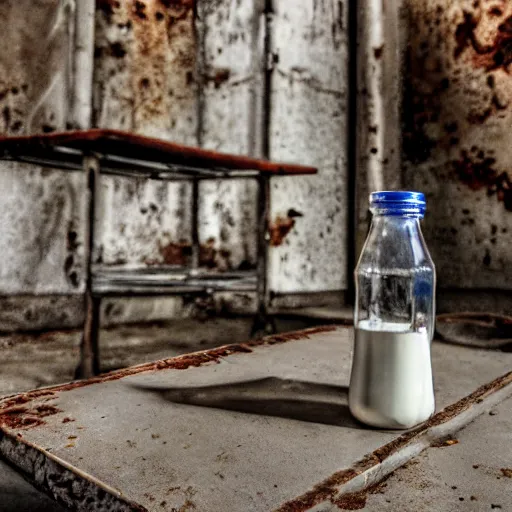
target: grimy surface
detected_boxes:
[363,394,512,512]
[0,326,511,511]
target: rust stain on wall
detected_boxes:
[94,0,197,137]
[199,237,218,268]
[202,67,231,88]
[269,216,295,247]
[269,210,303,247]
[404,2,512,168]
[130,0,197,134]
[143,237,233,269]
[197,238,232,271]
[156,240,192,265]
[452,149,512,211]
[403,0,512,289]
[454,9,512,73]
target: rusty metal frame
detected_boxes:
[0,129,317,175]
[80,154,101,379]
[252,175,275,336]
[0,130,317,376]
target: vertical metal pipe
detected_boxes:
[71,0,95,129]
[191,178,200,270]
[251,0,275,337]
[72,3,97,376]
[355,0,407,256]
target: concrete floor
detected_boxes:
[0,315,319,398]
[1,312,510,511]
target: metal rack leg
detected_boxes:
[251,175,276,338]
[77,155,101,378]
[79,293,101,378]
[191,178,200,270]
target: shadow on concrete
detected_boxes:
[132,377,357,427]
[0,459,67,512]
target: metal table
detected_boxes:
[0,130,317,377]
[0,325,511,511]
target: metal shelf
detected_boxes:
[0,129,318,377]
[92,267,258,296]
[0,129,316,179]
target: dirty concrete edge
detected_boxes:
[275,370,512,512]
[0,432,147,511]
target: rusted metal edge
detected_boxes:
[0,433,147,512]
[274,369,512,512]
[0,129,317,175]
[0,325,339,417]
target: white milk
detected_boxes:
[349,321,435,429]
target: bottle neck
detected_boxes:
[369,215,422,236]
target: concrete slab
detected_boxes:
[0,326,511,511]
[362,394,512,512]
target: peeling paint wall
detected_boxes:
[93,0,197,266]
[356,0,512,296]
[197,0,263,271]
[268,0,349,293]
[403,0,512,289]
[94,0,350,292]
[0,1,87,297]
[0,0,351,331]
[3,0,509,332]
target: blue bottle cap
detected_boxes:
[370,191,426,217]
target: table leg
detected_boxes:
[77,155,101,378]
[252,175,276,338]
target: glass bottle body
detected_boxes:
[349,198,436,429]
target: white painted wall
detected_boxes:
[2,0,508,330]
[0,0,350,329]
[268,0,349,293]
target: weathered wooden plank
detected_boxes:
[403,0,512,289]
[197,0,265,270]
[268,0,349,293]
[0,0,87,295]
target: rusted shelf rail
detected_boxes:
[0,129,317,378]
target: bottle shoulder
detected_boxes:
[357,223,435,273]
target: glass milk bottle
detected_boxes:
[349,191,436,429]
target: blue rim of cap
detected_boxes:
[370,191,426,216]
